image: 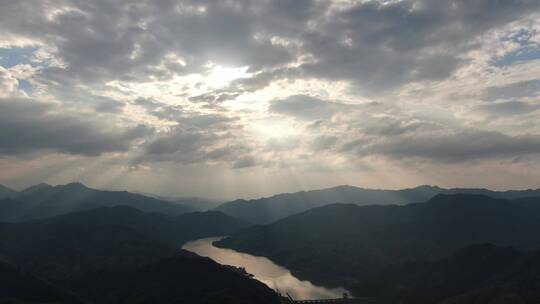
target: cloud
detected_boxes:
[346,115,439,137]
[134,97,238,127]
[232,156,257,169]
[269,95,357,120]
[344,130,540,162]
[296,0,540,93]
[0,0,295,86]
[0,66,19,96]
[188,92,240,104]
[476,100,540,116]
[0,98,151,156]
[2,0,540,196]
[483,79,540,101]
[264,137,300,152]
[139,124,251,166]
[144,128,217,160]
[310,135,338,151]
[2,0,539,95]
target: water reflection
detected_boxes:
[182,237,349,300]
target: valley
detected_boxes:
[2,182,540,303]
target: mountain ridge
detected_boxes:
[216,193,540,297]
[215,184,540,223]
[0,182,196,222]
[0,184,18,199]
[0,204,277,304]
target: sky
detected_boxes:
[1,0,540,200]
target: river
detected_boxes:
[182,237,350,300]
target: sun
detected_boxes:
[206,65,249,88]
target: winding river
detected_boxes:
[182,237,350,300]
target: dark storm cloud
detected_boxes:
[0,98,152,156]
[269,95,357,120]
[343,130,540,162]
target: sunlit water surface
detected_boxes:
[182,237,350,300]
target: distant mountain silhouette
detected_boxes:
[0,199,26,222]
[171,197,221,211]
[19,182,53,195]
[0,182,195,221]
[138,192,221,211]
[34,205,249,245]
[0,206,277,304]
[216,194,540,297]
[0,184,17,199]
[215,185,540,224]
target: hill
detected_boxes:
[440,250,540,304]
[0,199,26,222]
[29,205,249,246]
[0,260,84,304]
[0,206,278,304]
[0,182,194,221]
[216,194,540,296]
[0,253,280,304]
[351,244,540,304]
[0,184,17,199]
[0,205,248,280]
[71,253,280,304]
[215,185,540,224]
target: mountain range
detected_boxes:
[0,184,17,199]
[0,182,195,222]
[0,259,84,304]
[360,243,540,304]
[215,185,540,224]
[71,253,280,304]
[3,182,540,303]
[0,204,278,303]
[0,205,248,280]
[216,193,540,300]
[138,192,221,211]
